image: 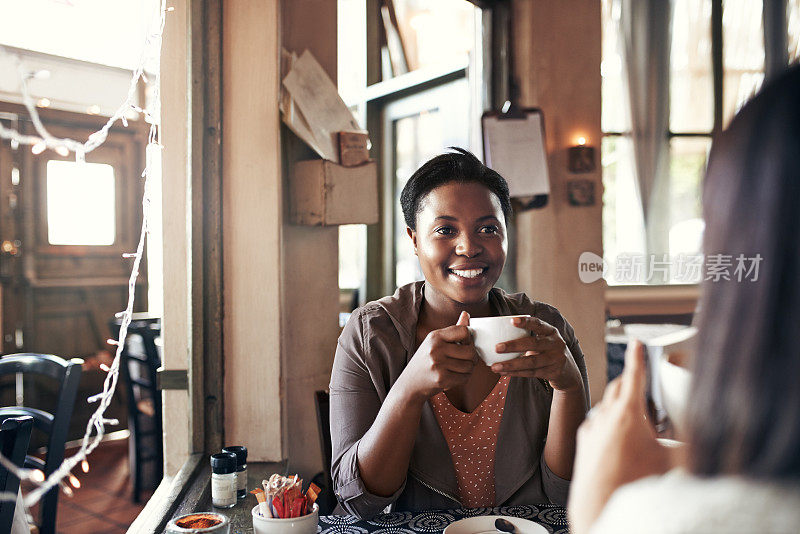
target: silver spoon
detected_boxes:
[495,518,516,534]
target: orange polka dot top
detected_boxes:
[429,375,511,507]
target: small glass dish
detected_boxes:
[166,512,230,534]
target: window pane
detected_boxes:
[668,137,707,253]
[722,0,765,127]
[394,110,446,288]
[602,135,646,285]
[338,0,366,105]
[339,224,367,289]
[789,0,800,63]
[601,0,628,133]
[671,0,713,133]
[384,0,476,77]
[46,160,115,246]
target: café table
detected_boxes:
[317,505,569,534]
[130,460,569,533]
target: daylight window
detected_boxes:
[46,160,116,246]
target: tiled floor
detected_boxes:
[22,437,153,533]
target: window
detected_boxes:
[337,0,483,306]
[46,160,115,246]
[602,0,798,285]
[390,80,471,288]
[791,0,800,62]
[379,0,476,76]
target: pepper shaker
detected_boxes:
[221,445,248,500]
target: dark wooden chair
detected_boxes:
[0,416,34,533]
[0,354,83,534]
[312,390,336,515]
[109,314,163,502]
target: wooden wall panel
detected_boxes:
[513,0,606,403]
[161,0,192,476]
[222,0,283,461]
[280,0,341,481]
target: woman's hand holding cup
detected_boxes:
[398,311,478,402]
[489,316,583,392]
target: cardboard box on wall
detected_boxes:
[290,159,379,225]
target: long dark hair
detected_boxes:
[688,64,800,480]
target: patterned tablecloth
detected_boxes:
[318,505,569,534]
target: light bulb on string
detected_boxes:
[69,474,81,489]
[60,481,74,497]
[31,470,45,483]
[31,141,46,155]
[55,145,69,157]
[81,460,90,473]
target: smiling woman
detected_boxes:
[329,149,590,518]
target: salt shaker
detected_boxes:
[210,452,237,508]
[221,445,248,500]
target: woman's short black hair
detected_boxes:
[399,147,512,230]
[688,64,800,480]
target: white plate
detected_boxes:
[444,516,548,534]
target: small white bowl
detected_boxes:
[252,503,318,534]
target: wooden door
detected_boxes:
[0,104,147,358]
[1,113,25,354]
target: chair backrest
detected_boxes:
[314,390,332,477]
[0,416,33,533]
[0,353,83,534]
[108,318,164,501]
[314,390,337,514]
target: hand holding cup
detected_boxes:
[488,316,583,392]
[398,311,478,401]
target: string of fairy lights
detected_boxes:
[0,0,168,509]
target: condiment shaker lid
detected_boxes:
[221,446,247,466]
[210,452,237,474]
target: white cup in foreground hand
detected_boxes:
[468,315,531,366]
[658,350,692,440]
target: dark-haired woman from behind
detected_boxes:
[329,148,590,518]
[569,65,800,533]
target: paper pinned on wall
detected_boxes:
[279,50,324,158]
[281,50,362,163]
[482,110,550,198]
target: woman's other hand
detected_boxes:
[490,316,583,392]
[397,311,478,402]
[567,340,673,534]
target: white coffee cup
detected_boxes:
[468,315,531,366]
[658,350,692,439]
